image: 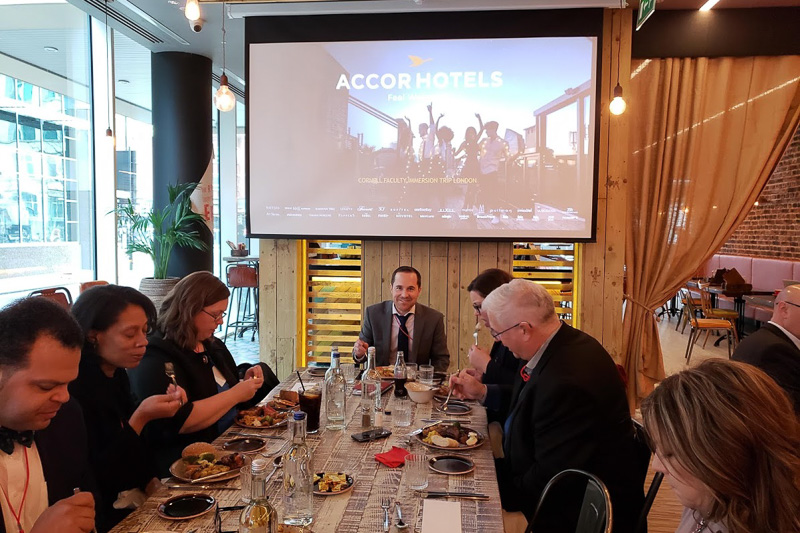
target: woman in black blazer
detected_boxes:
[128,271,279,475]
[70,285,184,532]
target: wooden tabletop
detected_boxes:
[110,371,504,532]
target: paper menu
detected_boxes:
[421,499,462,533]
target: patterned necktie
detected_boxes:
[0,427,34,455]
[396,314,410,357]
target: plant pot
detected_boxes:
[139,277,181,313]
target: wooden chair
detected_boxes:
[28,286,73,309]
[525,469,612,533]
[79,280,109,293]
[698,287,739,343]
[676,289,702,333]
[681,290,736,363]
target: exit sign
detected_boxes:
[637,0,655,31]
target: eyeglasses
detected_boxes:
[472,303,482,312]
[785,301,800,309]
[215,504,245,533]
[203,309,227,321]
[490,322,523,340]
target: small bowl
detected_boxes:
[405,382,435,404]
[231,249,249,257]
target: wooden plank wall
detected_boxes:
[362,240,513,373]
[579,9,631,364]
[259,239,300,380]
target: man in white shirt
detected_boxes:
[0,297,96,533]
[352,266,449,372]
[732,284,800,412]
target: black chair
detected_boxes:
[28,286,73,309]
[632,419,663,533]
[525,469,612,533]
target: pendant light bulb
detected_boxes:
[185,0,200,21]
[609,83,627,116]
[215,74,236,112]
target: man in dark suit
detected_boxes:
[451,279,645,533]
[0,298,96,533]
[352,266,450,372]
[732,284,800,413]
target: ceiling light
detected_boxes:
[215,2,235,112]
[184,0,200,21]
[609,83,627,115]
[44,46,59,52]
[699,0,721,11]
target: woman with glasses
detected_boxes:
[641,359,800,533]
[129,271,279,475]
[70,285,185,532]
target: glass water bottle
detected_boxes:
[361,346,381,428]
[239,458,277,532]
[324,347,346,430]
[283,412,314,527]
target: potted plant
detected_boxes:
[114,181,209,309]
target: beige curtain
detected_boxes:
[622,56,800,407]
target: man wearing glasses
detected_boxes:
[732,284,800,413]
[450,279,644,532]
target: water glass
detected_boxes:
[394,398,412,427]
[406,363,417,382]
[406,453,428,490]
[418,364,434,386]
[343,363,357,386]
[240,464,252,503]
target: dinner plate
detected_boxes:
[234,417,288,429]
[415,425,485,451]
[428,455,475,475]
[169,456,240,483]
[313,472,354,496]
[267,399,299,412]
[434,401,472,415]
[307,366,328,377]
[221,437,267,453]
[157,493,215,520]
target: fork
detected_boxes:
[473,321,481,345]
[380,497,391,532]
[164,362,183,405]
[440,374,455,412]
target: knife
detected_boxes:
[423,491,490,500]
[420,419,471,424]
[167,484,238,491]
[226,432,285,439]
[189,470,237,484]
[406,420,443,437]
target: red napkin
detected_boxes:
[375,446,410,468]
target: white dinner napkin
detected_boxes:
[421,499,462,533]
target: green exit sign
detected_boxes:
[637,0,655,31]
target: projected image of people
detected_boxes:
[249,36,597,239]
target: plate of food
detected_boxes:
[169,443,246,483]
[376,366,396,379]
[307,366,329,377]
[313,472,354,495]
[428,455,475,475]
[235,405,291,428]
[267,397,299,412]
[416,423,484,451]
[157,493,215,520]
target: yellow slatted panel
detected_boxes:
[305,240,363,365]
[513,243,576,326]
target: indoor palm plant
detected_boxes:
[114,181,208,307]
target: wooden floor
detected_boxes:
[644,311,735,532]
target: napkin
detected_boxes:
[374,446,410,467]
[422,499,462,533]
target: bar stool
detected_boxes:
[225,264,259,341]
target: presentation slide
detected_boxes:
[248,36,597,239]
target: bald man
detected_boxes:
[732,284,800,413]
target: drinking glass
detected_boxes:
[343,363,357,387]
[240,464,252,503]
[394,398,412,427]
[406,363,417,382]
[406,453,428,490]
[418,364,434,386]
[298,386,322,433]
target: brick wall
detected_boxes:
[719,125,800,260]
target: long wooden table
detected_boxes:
[111,370,504,532]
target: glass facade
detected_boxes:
[0,2,94,306]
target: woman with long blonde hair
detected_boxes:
[641,359,800,533]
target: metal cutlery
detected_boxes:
[473,321,481,344]
[380,497,391,532]
[395,502,408,529]
[190,470,236,484]
[227,431,285,440]
[164,362,178,387]
[420,490,489,501]
[406,420,443,437]
[440,377,455,412]
[167,484,238,491]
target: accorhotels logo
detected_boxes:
[335,55,503,91]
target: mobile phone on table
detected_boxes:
[351,428,392,442]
